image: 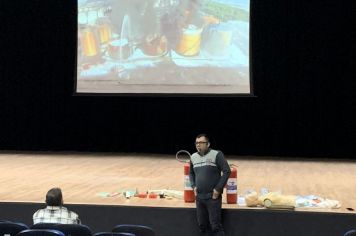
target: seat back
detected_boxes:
[112,225,154,236]
[345,230,356,236]
[31,224,92,236]
[0,222,29,236]
[17,229,66,236]
[94,232,135,236]
[54,224,92,236]
[31,224,58,230]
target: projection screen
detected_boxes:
[76,0,251,94]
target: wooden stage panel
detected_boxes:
[0,152,355,213]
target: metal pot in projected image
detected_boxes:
[107,14,132,61]
[107,39,130,60]
[141,34,168,56]
[176,25,203,56]
[202,23,233,58]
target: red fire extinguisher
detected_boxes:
[184,163,195,202]
[176,150,195,202]
[226,165,238,204]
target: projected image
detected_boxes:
[77,0,250,94]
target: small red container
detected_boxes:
[138,193,147,198]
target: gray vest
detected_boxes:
[191,149,219,169]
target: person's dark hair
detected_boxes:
[196,133,210,143]
[45,188,63,206]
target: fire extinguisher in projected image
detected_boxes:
[226,164,238,204]
[176,150,195,203]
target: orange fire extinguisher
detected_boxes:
[226,164,238,204]
[176,150,195,202]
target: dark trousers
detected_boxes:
[196,196,225,236]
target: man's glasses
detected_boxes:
[195,141,208,145]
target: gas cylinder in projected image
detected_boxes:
[96,17,113,44]
[79,25,103,64]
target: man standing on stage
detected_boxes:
[189,134,231,236]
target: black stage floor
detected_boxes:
[1,202,356,236]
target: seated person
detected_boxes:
[33,187,81,224]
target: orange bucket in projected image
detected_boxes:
[176,25,203,56]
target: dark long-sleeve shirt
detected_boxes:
[189,149,231,199]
